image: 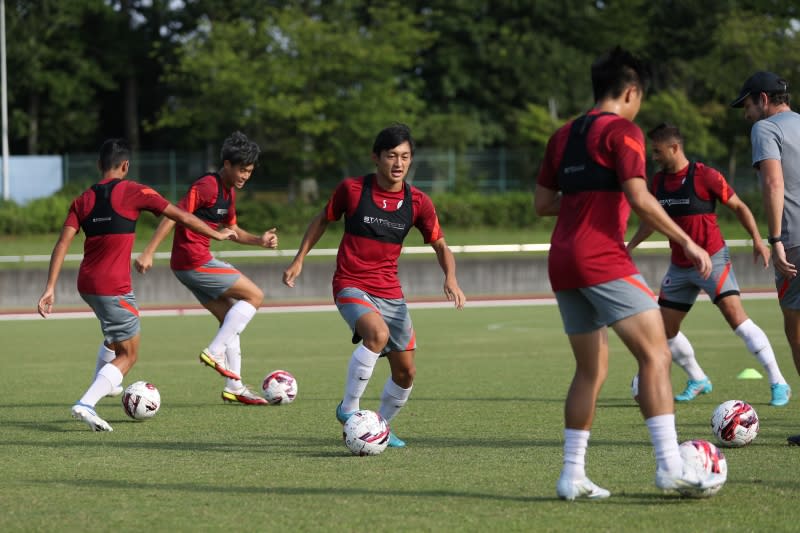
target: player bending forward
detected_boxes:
[283,124,466,447]
[136,131,277,405]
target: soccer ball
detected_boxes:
[122,381,161,420]
[711,400,759,447]
[261,370,298,405]
[678,439,727,498]
[630,374,639,402]
[342,410,390,456]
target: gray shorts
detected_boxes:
[334,287,416,355]
[173,258,241,304]
[555,275,659,335]
[80,292,141,343]
[777,246,800,309]
[659,246,740,311]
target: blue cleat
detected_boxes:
[387,430,406,448]
[336,401,355,424]
[675,377,712,402]
[770,383,791,407]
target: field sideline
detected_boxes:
[2,300,798,532]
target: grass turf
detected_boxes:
[1,301,799,531]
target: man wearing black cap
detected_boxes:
[732,71,800,444]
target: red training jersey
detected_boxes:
[170,174,237,270]
[326,176,443,299]
[651,162,732,267]
[64,178,169,295]
[536,110,647,291]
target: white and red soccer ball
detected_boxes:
[122,381,161,420]
[678,439,727,498]
[261,370,298,405]
[711,400,759,447]
[342,410,390,456]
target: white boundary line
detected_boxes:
[1,292,777,322]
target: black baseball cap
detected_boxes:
[731,71,789,108]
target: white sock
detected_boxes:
[734,319,787,385]
[668,332,706,381]
[561,428,590,481]
[79,363,124,407]
[645,414,683,475]
[378,379,412,422]
[93,343,116,377]
[225,334,243,391]
[341,344,381,413]
[208,301,257,356]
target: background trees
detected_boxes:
[4,0,799,184]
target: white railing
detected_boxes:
[0,239,760,264]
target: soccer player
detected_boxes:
[731,71,800,443]
[135,131,277,405]
[535,47,721,500]
[627,123,791,406]
[282,123,466,448]
[37,138,236,432]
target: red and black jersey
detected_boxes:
[326,175,442,299]
[537,109,647,291]
[171,173,236,270]
[651,162,732,267]
[64,178,169,295]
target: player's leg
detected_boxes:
[554,289,610,500]
[219,332,267,405]
[335,288,387,421]
[658,265,711,401]
[93,342,123,397]
[717,294,790,406]
[73,293,140,432]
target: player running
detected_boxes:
[136,131,277,405]
[627,123,791,406]
[37,138,235,431]
[283,123,466,448]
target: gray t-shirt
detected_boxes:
[751,110,800,249]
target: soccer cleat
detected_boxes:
[199,348,241,380]
[787,434,800,446]
[556,476,611,501]
[106,385,124,398]
[336,401,355,424]
[770,383,791,407]
[655,465,724,493]
[71,402,113,432]
[387,430,406,448]
[674,377,713,402]
[221,385,268,405]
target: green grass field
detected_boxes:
[2,301,799,532]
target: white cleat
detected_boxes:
[71,403,113,432]
[557,476,611,501]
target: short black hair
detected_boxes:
[221,131,260,167]
[591,46,650,102]
[98,138,131,172]
[372,123,415,156]
[647,122,683,145]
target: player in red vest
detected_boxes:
[283,124,466,448]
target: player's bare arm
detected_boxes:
[430,237,466,309]
[623,177,712,279]
[626,222,655,253]
[758,158,797,278]
[533,184,561,216]
[163,204,236,242]
[135,215,176,273]
[725,193,770,268]
[227,224,278,249]
[283,210,330,288]
[37,225,78,317]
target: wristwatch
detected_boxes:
[768,236,782,245]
